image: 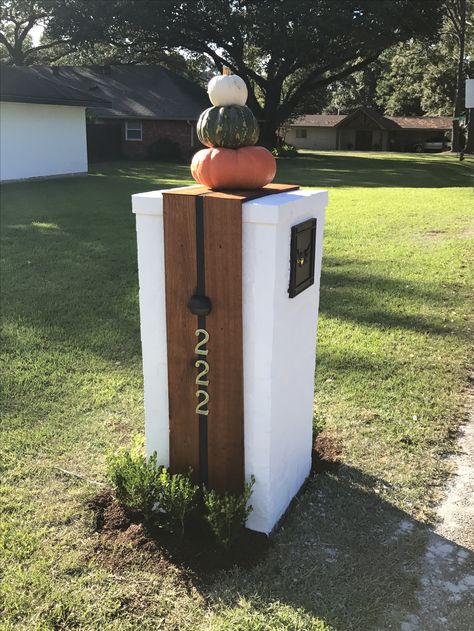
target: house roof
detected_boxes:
[28,65,209,121]
[0,65,110,108]
[388,115,452,130]
[289,108,452,131]
[289,114,345,127]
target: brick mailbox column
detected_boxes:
[132,185,327,534]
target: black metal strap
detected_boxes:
[195,195,208,487]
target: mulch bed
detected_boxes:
[86,433,342,578]
[86,489,270,578]
[312,433,343,473]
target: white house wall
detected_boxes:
[285,127,337,150]
[0,102,88,181]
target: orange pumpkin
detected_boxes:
[191,146,276,190]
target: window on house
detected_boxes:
[295,128,307,139]
[125,120,143,141]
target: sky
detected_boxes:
[30,24,44,46]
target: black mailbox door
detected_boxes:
[289,218,317,298]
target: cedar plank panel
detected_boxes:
[162,183,299,493]
[204,196,244,494]
[163,194,200,478]
[165,182,299,201]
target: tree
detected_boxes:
[325,62,384,114]
[49,0,444,146]
[321,34,459,117]
[466,60,474,153]
[375,39,457,116]
[0,0,73,65]
[446,0,473,152]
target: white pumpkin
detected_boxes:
[208,73,248,107]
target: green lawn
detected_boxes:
[1,152,473,630]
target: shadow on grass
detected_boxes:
[206,466,474,631]
[2,160,472,629]
[275,152,472,189]
[1,174,466,369]
[319,258,458,337]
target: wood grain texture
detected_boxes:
[163,194,199,478]
[162,183,299,493]
[204,196,244,494]
[165,182,299,201]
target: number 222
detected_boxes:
[195,329,209,416]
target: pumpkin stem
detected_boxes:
[222,66,231,75]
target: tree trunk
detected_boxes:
[452,119,461,152]
[259,121,279,149]
[259,80,283,149]
[451,0,466,153]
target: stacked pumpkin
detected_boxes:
[191,69,276,190]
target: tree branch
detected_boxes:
[281,53,382,120]
[0,31,15,55]
[24,38,71,55]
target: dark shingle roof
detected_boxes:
[289,114,345,127]
[388,115,452,130]
[0,65,110,107]
[29,65,209,120]
[289,108,452,131]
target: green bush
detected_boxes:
[106,447,162,520]
[271,143,298,157]
[203,476,255,548]
[148,137,182,162]
[106,443,255,543]
[159,468,199,535]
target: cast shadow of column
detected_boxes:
[206,465,474,631]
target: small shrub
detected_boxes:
[204,476,255,548]
[106,443,257,546]
[159,468,199,535]
[148,137,182,162]
[106,447,162,521]
[271,143,298,157]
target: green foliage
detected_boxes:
[325,63,382,114]
[158,468,199,535]
[272,143,298,157]
[148,138,182,162]
[376,39,458,117]
[204,477,255,548]
[106,442,250,541]
[0,0,72,65]
[324,3,474,118]
[106,443,162,520]
[47,0,443,144]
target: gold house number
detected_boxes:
[194,328,209,416]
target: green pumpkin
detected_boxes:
[197,105,259,149]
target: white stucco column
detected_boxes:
[132,187,327,534]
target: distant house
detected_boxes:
[284,107,452,152]
[0,65,109,182]
[30,65,209,162]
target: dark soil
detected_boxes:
[87,489,270,578]
[312,433,342,473]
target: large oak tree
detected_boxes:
[0,0,74,65]
[49,0,443,144]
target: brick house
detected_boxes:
[30,65,209,161]
[284,107,452,152]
